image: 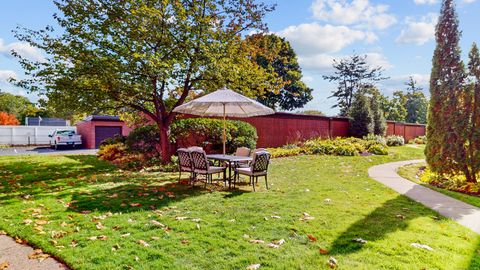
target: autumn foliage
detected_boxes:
[0,112,20,125]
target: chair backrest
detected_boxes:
[253,148,266,154]
[188,146,203,151]
[251,151,271,173]
[177,148,193,169]
[235,147,251,157]
[190,150,209,171]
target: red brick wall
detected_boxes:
[76,120,132,149]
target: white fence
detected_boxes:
[0,126,76,145]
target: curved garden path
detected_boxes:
[368,159,480,234]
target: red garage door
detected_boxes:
[95,126,122,148]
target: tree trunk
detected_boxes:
[159,125,172,163]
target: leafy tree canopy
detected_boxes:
[323,54,388,116]
[245,33,313,111]
[0,92,38,123]
[12,0,276,161]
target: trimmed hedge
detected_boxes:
[170,118,257,154]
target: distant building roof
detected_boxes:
[83,115,122,122]
[26,117,68,126]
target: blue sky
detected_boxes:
[0,0,479,115]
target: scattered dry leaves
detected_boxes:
[28,249,50,262]
[0,261,9,270]
[138,240,150,247]
[246,264,261,270]
[307,235,317,242]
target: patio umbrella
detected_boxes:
[173,87,274,155]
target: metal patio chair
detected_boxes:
[234,151,271,191]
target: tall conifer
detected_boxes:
[426,0,465,175]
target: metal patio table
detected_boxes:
[206,154,252,188]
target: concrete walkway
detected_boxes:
[368,159,480,234]
[0,235,68,270]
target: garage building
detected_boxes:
[76,115,132,149]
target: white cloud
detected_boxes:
[414,0,438,5]
[277,23,377,56]
[396,13,438,45]
[0,70,17,85]
[463,0,477,3]
[310,0,397,30]
[298,52,392,73]
[0,39,44,62]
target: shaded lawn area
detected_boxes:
[398,162,480,209]
[0,147,479,269]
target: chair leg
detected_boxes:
[178,171,182,182]
[251,176,256,192]
[265,174,268,190]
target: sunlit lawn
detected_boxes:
[0,147,479,269]
[398,162,480,209]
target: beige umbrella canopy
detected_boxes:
[173,87,274,154]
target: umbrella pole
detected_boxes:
[223,104,226,155]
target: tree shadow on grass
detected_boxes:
[329,194,440,255]
[0,155,115,202]
[467,239,480,270]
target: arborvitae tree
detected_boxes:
[349,92,373,137]
[426,0,466,176]
[405,77,429,124]
[370,95,386,136]
[465,43,480,182]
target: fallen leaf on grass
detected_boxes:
[396,214,406,220]
[138,240,150,247]
[181,239,190,245]
[70,240,78,248]
[328,257,338,269]
[300,213,315,222]
[267,243,279,248]
[411,243,433,251]
[98,235,108,241]
[175,217,188,221]
[129,203,141,207]
[249,239,265,244]
[23,219,33,225]
[15,237,27,244]
[96,222,105,230]
[35,220,48,225]
[121,233,131,238]
[0,261,9,269]
[112,244,120,251]
[151,236,160,241]
[307,235,317,242]
[0,231,6,235]
[319,248,329,255]
[270,216,281,219]
[28,249,50,262]
[272,239,285,246]
[246,264,261,270]
[150,220,165,227]
[353,238,367,244]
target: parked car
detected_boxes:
[49,129,82,150]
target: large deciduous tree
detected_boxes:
[323,54,388,116]
[0,92,38,124]
[12,0,276,162]
[245,33,313,111]
[426,0,468,179]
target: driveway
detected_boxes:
[0,147,97,156]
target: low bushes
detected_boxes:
[420,168,480,196]
[409,135,427,144]
[268,137,389,158]
[386,135,405,146]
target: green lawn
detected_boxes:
[0,147,479,269]
[398,162,480,209]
